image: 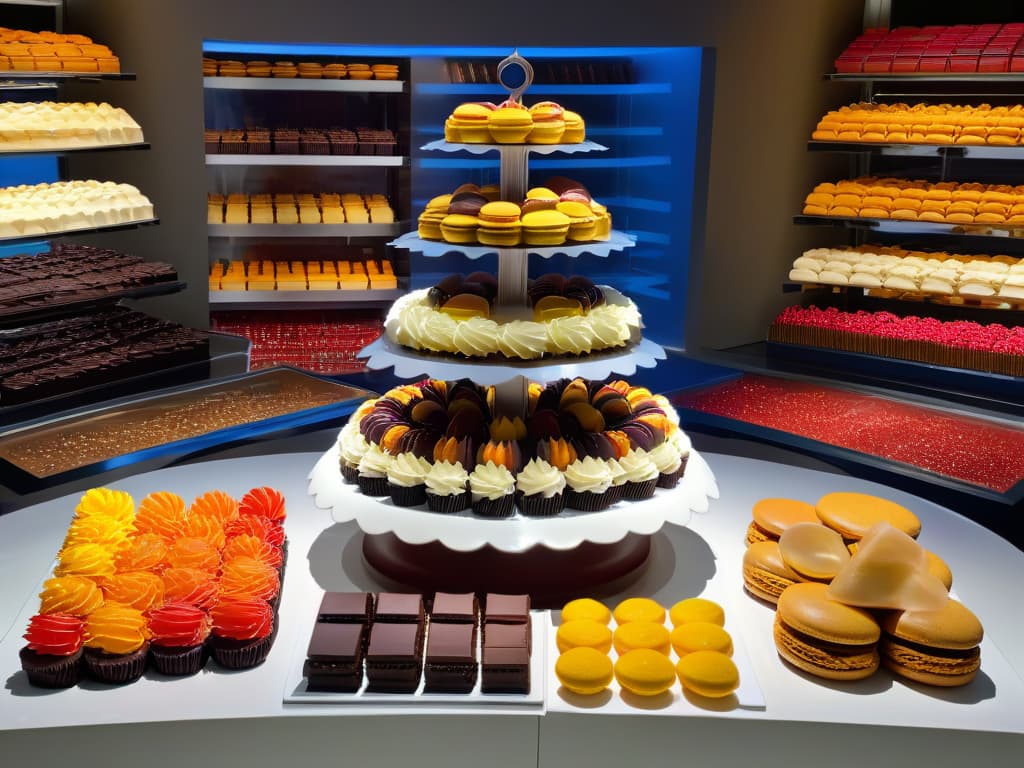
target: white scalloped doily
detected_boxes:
[388,230,635,260]
[308,445,718,553]
[420,139,607,155]
[358,335,666,386]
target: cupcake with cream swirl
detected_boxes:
[617,449,660,500]
[387,452,433,507]
[515,458,566,517]
[425,460,470,514]
[469,461,516,518]
[356,443,392,497]
[564,456,614,511]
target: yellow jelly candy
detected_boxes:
[613,597,666,626]
[440,293,489,320]
[556,619,613,654]
[669,597,725,627]
[556,647,614,695]
[613,621,671,656]
[670,622,733,657]
[533,295,583,321]
[561,597,611,625]
[676,651,739,698]
[614,648,676,696]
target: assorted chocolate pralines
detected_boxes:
[427,271,605,320]
[0,306,208,405]
[304,591,531,694]
[0,244,177,320]
[205,126,396,156]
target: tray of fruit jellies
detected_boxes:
[308,376,717,553]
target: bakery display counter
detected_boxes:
[807,140,1024,160]
[0,449,1020,767]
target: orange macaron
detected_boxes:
[746,498,820,546]
[879,598,983,687]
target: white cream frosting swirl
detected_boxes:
[424,460,469,497]
[497,320,548,359]
[339,422,370,468]
[357,444,392,479]
[452,315,501,357]
[648,441,684,474]
[469,461,516,501]
[669,428,692,458]
[546,315,595,355]
[515,458,566,498]
[387,452,433,488]
[617,449,660,483]
[564,456,612,494]
[605,457,628,488]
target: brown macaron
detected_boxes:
[880,598,983,687]
[743,541,803,604]
[816,491,921,540]
[746,498,819,546]
[774,582,881,681]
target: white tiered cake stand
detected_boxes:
[309,57,718,603]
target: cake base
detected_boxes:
[361,532,651,608]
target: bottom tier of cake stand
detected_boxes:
[361,532,652,608]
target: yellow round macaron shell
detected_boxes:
[750,497,820,541]
[526,101,566,144]
[555,200,597,241]
[614,648,676,696]
[562,110,586,142]
[742,540,802,604]
[487,106,533,143]
[670,622,733,657]
[520,209,571,245]
[816,491,922,540]
[555,647,614,695]
[676,651,740,698]
[669,597,724,627]
[612,597,666,625]
[556,619,613,654]
[438,214,479,244]
[612,621,671,656]
[561,597,611,625]
[476,200,523,246]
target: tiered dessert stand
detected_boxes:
[308,52,718,604]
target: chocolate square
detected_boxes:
[484,593,530,624]
[317,592,373,623]
[303,622,364,692]
[481,646,530,694]
[484,621,530,654]
[430,592,478,624]
[424,622,477,693]
[374,592,424,624]
[365,622,423,693]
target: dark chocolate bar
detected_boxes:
[374,593,424,624]
[481,646,530,694]
[430,592,478,624]
[304,622,365,692]
[317,592,374,624]
[365,622,423,693]
[424,622,477,693]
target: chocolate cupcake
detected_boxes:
[515,458,565,517]
[210,599,275,669]
[604,458,628,503]
[337,416,370,483]
[356,444,392,496]
[469,461,516,518]
[82,604,151,684]
[424,460,471,513]
[564,456,614,512]
[387,452,432,507]
[652,434,688,488]
[19,614,85,689]
[617,450,660,500]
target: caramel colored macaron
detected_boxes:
[816,491,921,540]
[880,598,983,687]
[743,541,802,604]
[746,498,819,545]
[774,582,881,681]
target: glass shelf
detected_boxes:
[0,71,136,83]
[205,153,405,167]
[415,82,672,96]
[0,142,150,157]
[209,288,404,310]
[0,217,159,245]
[793,214,1024,241]
[208,222,402,238]
[807,140,1024,160]
[828,72,1024,83]
[421,139,607,155]
[202,76,403,93]
[1,280,186,327]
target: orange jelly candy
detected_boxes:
[440,293,490,320]
[534,295,583,321]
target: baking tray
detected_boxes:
[0,366,375,490]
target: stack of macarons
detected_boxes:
[417,178,611,246]
[444,99,585,144]
[742,492,984,687]
[554,596,740,702]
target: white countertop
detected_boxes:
[0,450,1021,765]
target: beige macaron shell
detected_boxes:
[752,497,819,537]
[774,616,880,681]
[816,491,922,539]
[777,582,881,645]
[778,522,851,580]
[880,598,983,650]
[743,541,803,603]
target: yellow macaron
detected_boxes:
[670,622,733,657]
[520,209,570,246]
[676,651,740,698]
[556,619,613,654]
[555,647,614,695]
[669,597,725,627]
[561,597,611,625]
[614,648,676,696]
[613,621,671,656]
[612,597,666,626]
